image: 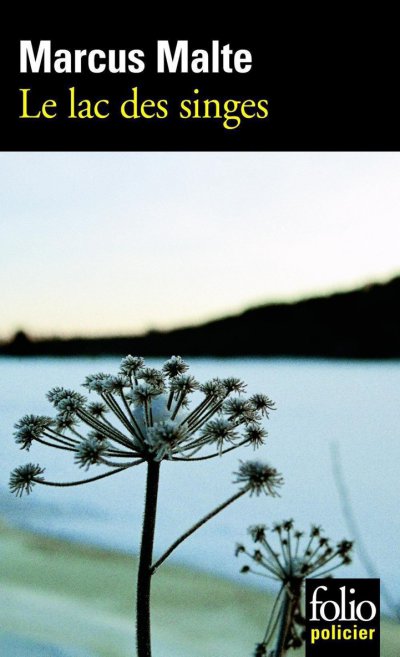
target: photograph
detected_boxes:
[0,152,399,656]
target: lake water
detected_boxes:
[1,356,399,613]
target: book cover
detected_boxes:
[0,26,398,657]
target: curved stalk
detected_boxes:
[33,464,133,487]
[151,487,247,574]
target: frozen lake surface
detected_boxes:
[1,356,399,612]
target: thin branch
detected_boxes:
[120,390,145,443]
[171,439,249,461]
[151,487,247,573]
[263,584,285,645]
[35,436,76,452]
[33,464,134,488]
[102,392,138,437]
[77,408,133,449]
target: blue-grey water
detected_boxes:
[1,357,399,613]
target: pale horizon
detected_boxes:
[1,152,399,340]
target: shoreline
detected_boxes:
[1,520,399,657]
[0,519,274,657]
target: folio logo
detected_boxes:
[305,579,380,657]
[310,584,377,621]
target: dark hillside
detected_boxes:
[2,277,399,359]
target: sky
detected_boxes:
[0,152,399,340]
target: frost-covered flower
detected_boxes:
[9,463,45,497]
[10,355,275,495]
[87,401,108,417]
[200,417,239,451]
[249,394,275,417]
[244,424,268,449]
[162,355,189,378]
[119,355,145,377]
[75,436,111,470]
[234,461,283,496]
[146,420,187,460]
[14,415,54,450]
[223,398,259,424]
[238,522,353,655]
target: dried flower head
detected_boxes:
[14,415,54,450]
[146,420,187,460]
[200,417,239,451]
[249,394,275,417]
[162,355,189,378]
[238,521,353,654]
[75,436,110,470]
[254,643,267,657]
[248,524,267,543]
[10,355,275,495]
[119,355,145,377]
[9,463,45,497]
[233,460,283,496]
[87,401,108,417]
[244,424,268,449]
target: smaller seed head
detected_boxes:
[9,463,45,497]
[162,355,189,378]
[75,437,109,470]
[119,355,145,376]
[234,460,284,497]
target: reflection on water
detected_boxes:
[1,356,399,611]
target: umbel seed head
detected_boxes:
[238,520,353,583]
[10,355,276,496]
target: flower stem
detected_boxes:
[136,460,160,657]
[151,487,247,574]
[274,590,292,657]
